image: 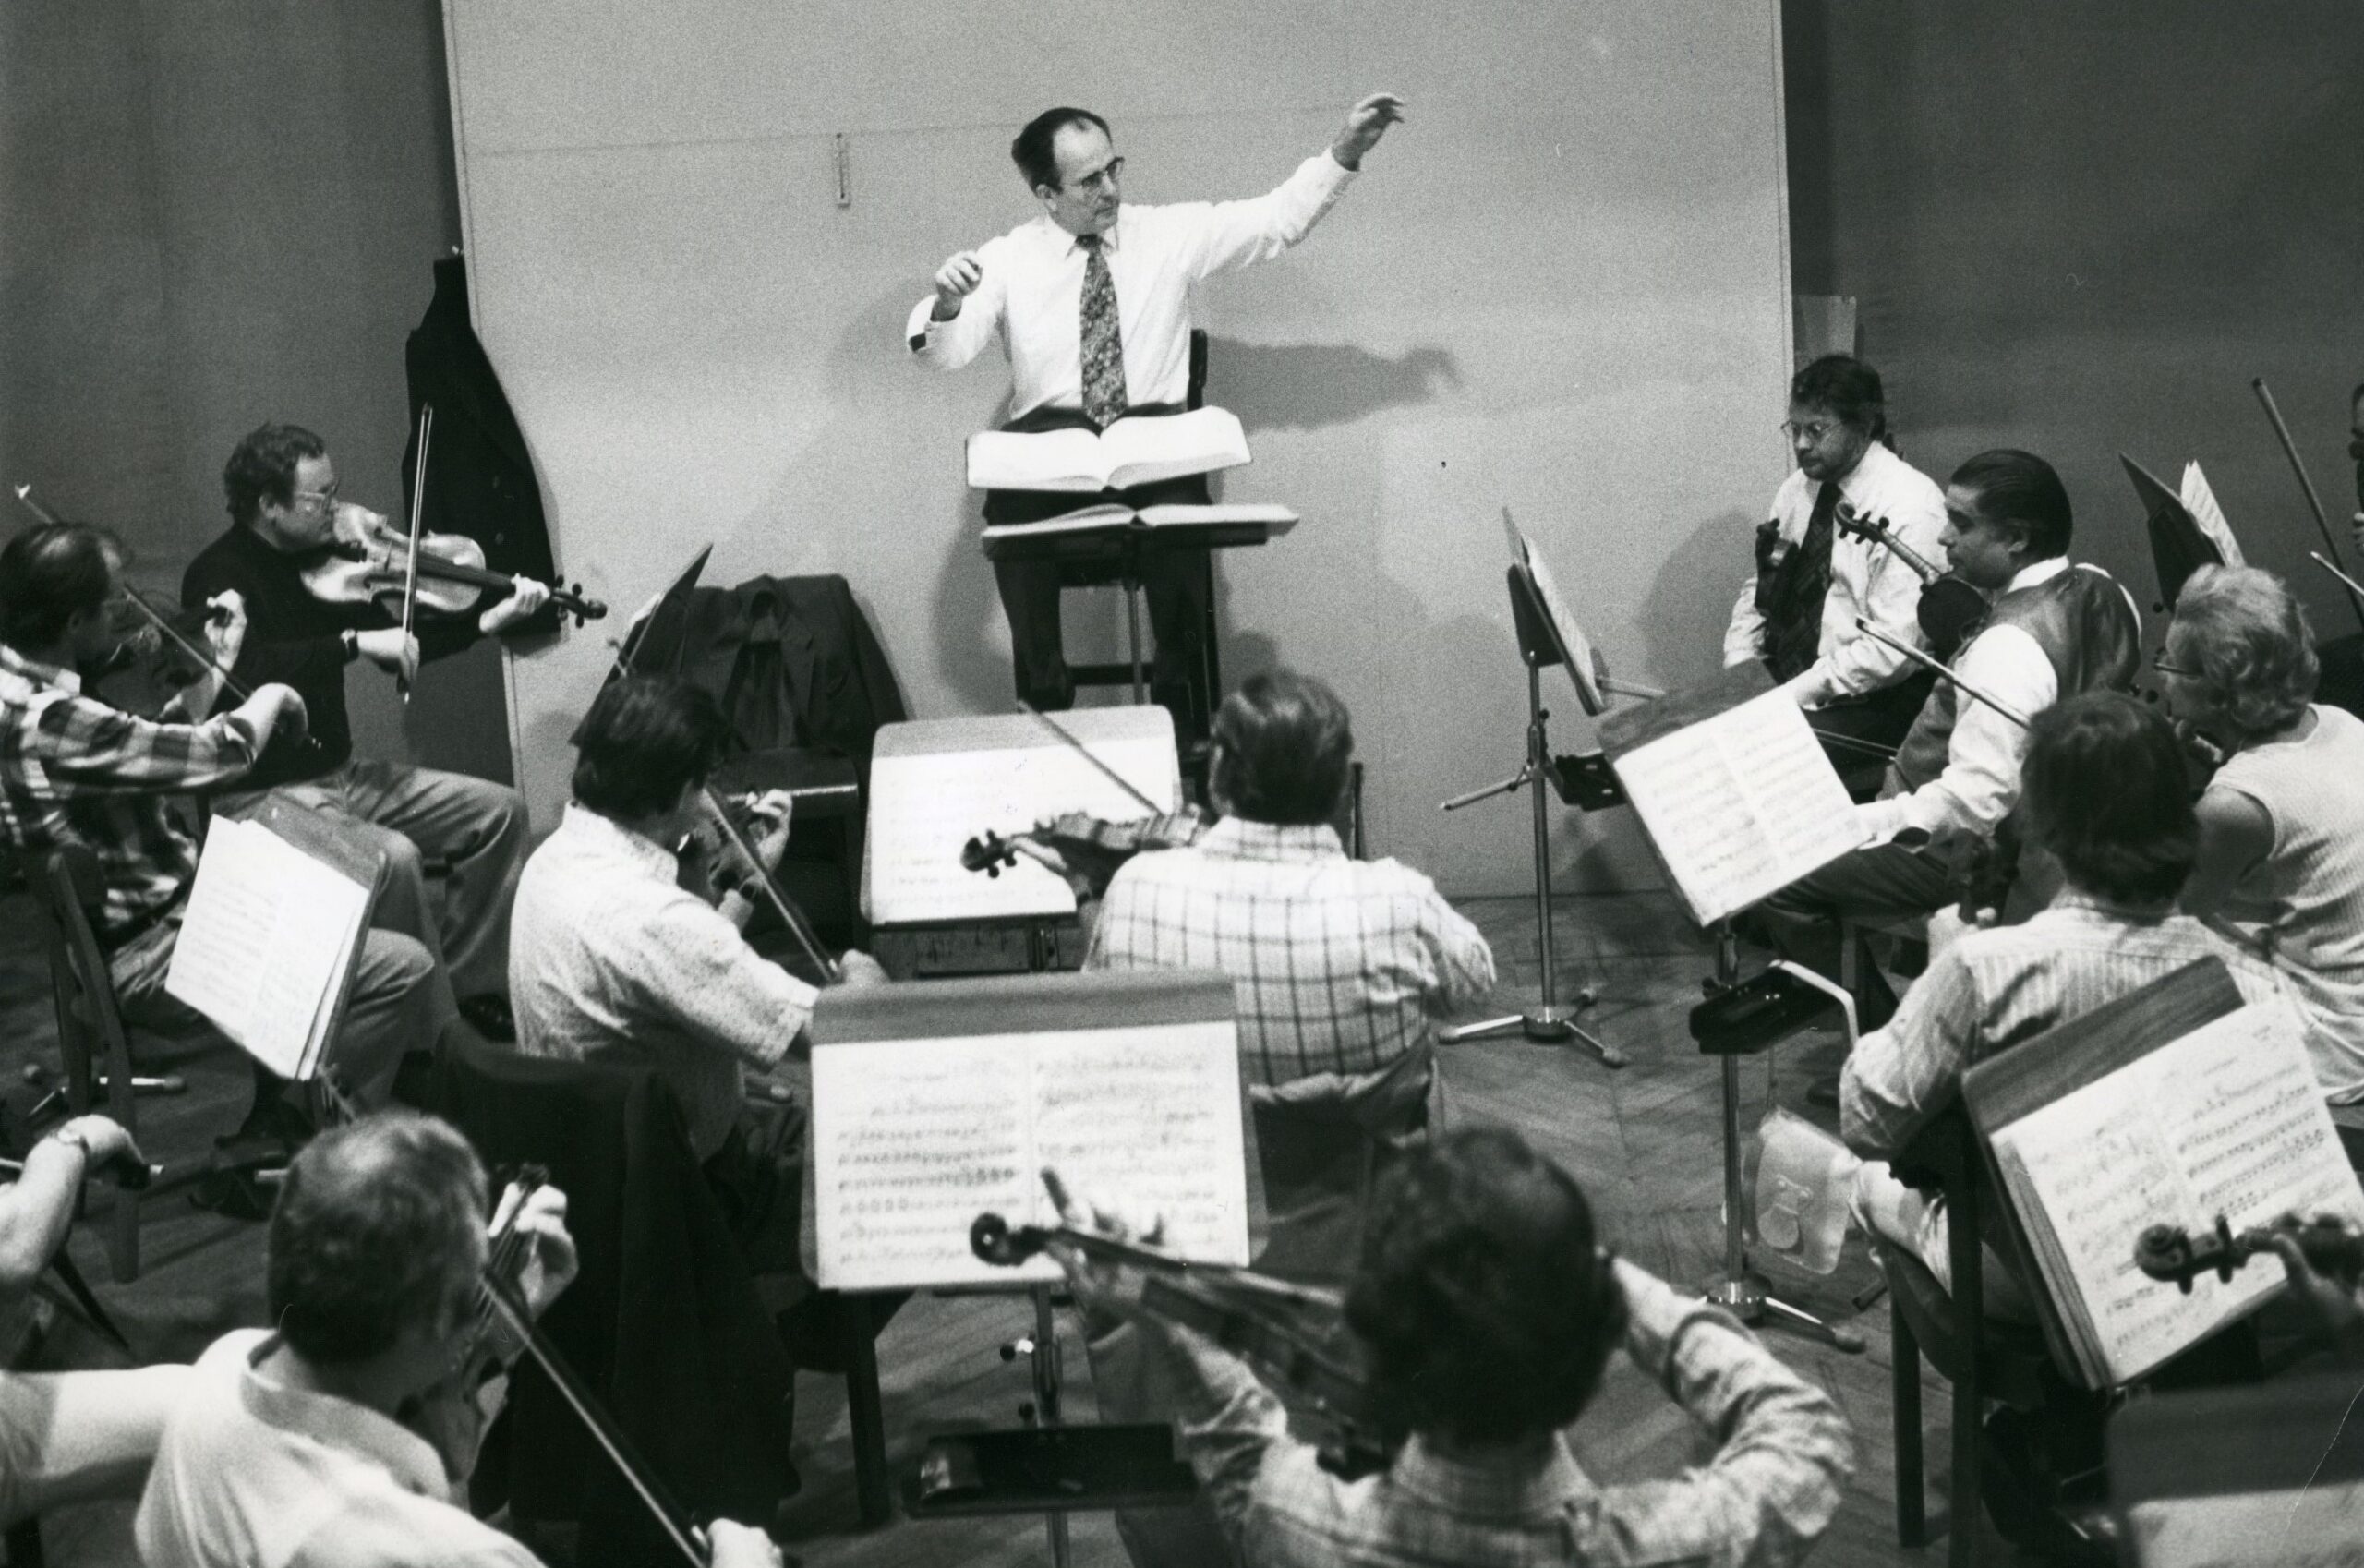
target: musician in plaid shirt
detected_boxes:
[1088,669,1496,1089]
[1050,1129,1853,1568]
[0,522,438,1140]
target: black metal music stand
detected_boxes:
[1439,565,1625,1066]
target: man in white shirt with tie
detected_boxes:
[907,94,1404,738]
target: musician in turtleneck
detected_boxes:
[1721,354,1949,788]
[185,421,545,1045]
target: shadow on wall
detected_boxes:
[1205,338,1461,435]
[1634,506,1752,690]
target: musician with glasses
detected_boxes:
[134,1110,786,1568]
[2160,564,2364,1102]
[1723,355,1950,786]
[907,95,1404,741]
[185,422,549,1060]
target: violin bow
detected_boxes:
[2252,378,2364,635]
[1852,618,2032,729]
[483,1281,711,1567]
[396,404,435,704]
[1017,701,1162,814]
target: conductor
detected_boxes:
[907,93,1405,742]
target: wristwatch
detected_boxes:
[341,629,360,664]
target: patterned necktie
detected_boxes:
[1756,478,1839,683]
[1077,234,1128,430]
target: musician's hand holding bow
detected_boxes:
[2265,1219,2364,1362]
[493,1180,580,1322]
[478,574,552,635]
[706,1520,788,1568]
[200,589,247,670]
[353,627,421,687]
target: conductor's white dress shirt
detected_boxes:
[906,151,1356,419]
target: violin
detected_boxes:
[971,1210,1403,1479]
[400,1163,553,1484]
[2134,1212,2364,1295]
[960,809,1210,902]
[301,507,607,627]
[1832,504,1986,660]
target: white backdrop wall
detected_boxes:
[443,0,1793,895]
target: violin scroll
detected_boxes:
[960,831,1020,877]
[2134,1212,2364,1296]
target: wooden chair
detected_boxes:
[1248,1042,1438,1284]
[10,845,147,1283]
[1880,1100,2055,1568]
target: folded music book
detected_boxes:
[1597,663,1866,926]
[863,706,1178,926]
[1962,959,2364,1388]
[802,970,1256,1292]
[965,406,1250,493]
[164,803,382,1081]
[980,501,1297,545]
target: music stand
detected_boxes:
[610,543,714,679]
[2121,454,2222,613]
[1438,562,1624,1067]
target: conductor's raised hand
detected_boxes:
[1331,92,1406,169]
[932,250,984,321]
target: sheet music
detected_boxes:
[866,718,1177,925]
[166,817,372,1079]
[1610,688,1866,925]
[966,406,1249,492]
[2180,462,2246,568]
[1502,509,1605,714]
[810,1020,1248,1291]
[1993,1002,2364,1384]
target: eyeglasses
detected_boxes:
[294,486,340,512]
[2153,647,2199,679]
[1065,156,1124,195]
[1779,418,1839,443]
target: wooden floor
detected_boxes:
[6,888,2020,1566]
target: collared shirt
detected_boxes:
[0,645,260,945]
[135,1329,543,1568]
[1856,555,2073,845]
[1840,897,2308,1156]
[1146,1259,1852,1568]
[1085,817,1495,1086]
[906,152,1357,419]
[1723,440,1951,708]
[510,803,817,1161]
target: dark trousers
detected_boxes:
[1805,672,1936,802]
[985,406,1214,742]
[1748,841,1955,1029]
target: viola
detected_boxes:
[971,1210,1403,1479]
[2134,1212,2364,1296]
[301,507,607,627]
[961,809,1210,902]
[1832,505,1985,660]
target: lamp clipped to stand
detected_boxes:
[1440,561,1655,1067]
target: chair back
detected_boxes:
[425,1027,796,1564]
[11,845,140,1281]
[1247,1043,1437,1282]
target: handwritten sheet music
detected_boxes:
[1609,688,1866,925]
[866,711,1178,925]
[810,1020,1249,1291]
[166,817,370,1080]
[1991,1001,2364,1384]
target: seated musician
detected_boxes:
[134,1110,785,1567]
[1088,669,1495,1101]
[1752,449,2141,1028]
[507,674,892,1356]
[1048,1127,1853,1568]
[0,522,435,1145]
[1723,354,1950,782]
[187,423,546,1044]
[1840,693,2306,1314]
[2163,565,2364,1102]
[907,95,1403,742]
[0,1113,191,1534]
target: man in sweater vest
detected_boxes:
[1751,449,2141,1028]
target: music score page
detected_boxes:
[810,1019,1249,1291]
